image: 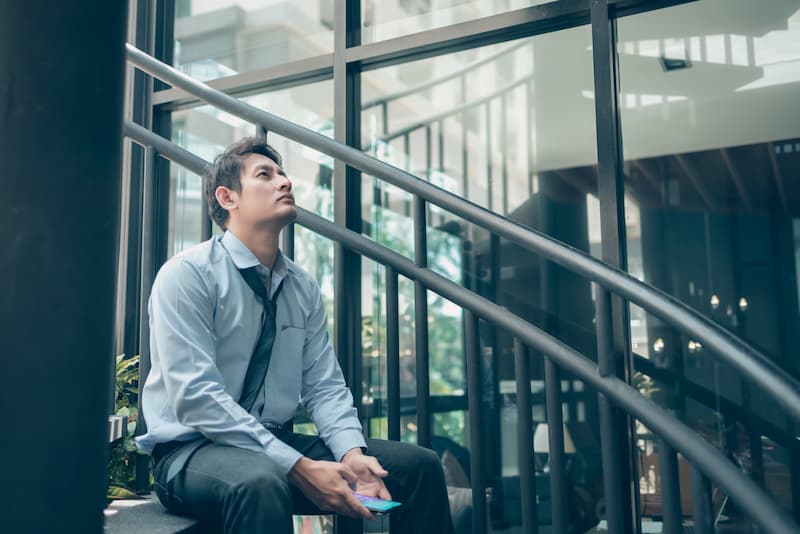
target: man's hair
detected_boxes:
[203,136,283,230]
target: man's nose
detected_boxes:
[279,174,292,190]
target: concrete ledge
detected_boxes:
[104,493,200,534]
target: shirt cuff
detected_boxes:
[326,429,368,462]
[265,436,305,475]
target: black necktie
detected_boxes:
[163,266,284,483]
[238,266,284,412]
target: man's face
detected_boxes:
[226,152,297,228]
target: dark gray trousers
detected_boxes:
[153,429,454,534]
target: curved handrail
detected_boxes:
[126,42,800,425]
[361,40,529,111]
[377,73,532,143]
[122,121,798,534]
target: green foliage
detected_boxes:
[108,354,148,499]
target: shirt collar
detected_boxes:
[221,230,288,280]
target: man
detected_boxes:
[136,136,454,534]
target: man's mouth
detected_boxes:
[278,194,295,203]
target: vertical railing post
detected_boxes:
[402,132,412,216]
[465,310,487,534]
[386,266,400,442]
[135,145,159,492]
[690,465,714,534]
[333,2,363,532]
[403,132,410,168]
[595,285,627,533]
[591,0,639,529]
[788,417,800,523]
[500,93,508,215]
[657,438,683,534]
[425,126,432,182]
[544,357,568,534]
[484,103,492,210]
[526,78,534,197]
[413,196,431,448]
[437,119,445,174]
[514,339,539,534]
[461,110,469,199]
[741,379,765,487]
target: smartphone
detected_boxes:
[353,493,402,514]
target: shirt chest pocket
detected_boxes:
[263,325,304,417]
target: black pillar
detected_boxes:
[0,2,128,533]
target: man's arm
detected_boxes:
[150,258,302,474]
[299,283,366,460]
[297,283,391,500]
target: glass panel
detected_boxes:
[361,26,603,532]
[362,0,549,44]
[169,80,333,256]
[619,0,800,527]
[174,0,334,81]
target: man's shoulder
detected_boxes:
[155,238,224,285]
[283,255,315,284]
[282,256,324,300]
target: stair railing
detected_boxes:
[124,121,798,534]
[125,43,800,533]
[126,43,800,422]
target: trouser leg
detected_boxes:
[154,442,294,534]
[153,432,454,534]
[274,430,454,533]
[363,438,455,534]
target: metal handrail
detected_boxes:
[126,42,800,425]
[376,73,532,143]
[361,40,528,111]
[123,121,798,533]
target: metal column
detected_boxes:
[0,2,128,531]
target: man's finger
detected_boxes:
[367,460,389,478]
[378,483,392,501]
[338,465,359,487]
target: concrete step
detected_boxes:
[104,493,200,534]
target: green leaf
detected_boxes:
[107,484,139,500]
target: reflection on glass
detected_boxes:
[362,0,548,44]
[168,81,333,257]
[174,0,334,81]
[361,26,604,532]
[619,0,800,524]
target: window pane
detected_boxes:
[361,26,604,532]
[175,0,334,81]
[619,0,800,525]
[362,0,549,44]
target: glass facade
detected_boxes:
[120,0,800,532]
[175,0,334,81]
[362,0,548,44]
[359,26,605,528]
[619,1,800,522]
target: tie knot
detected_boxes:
[239,266,268,301]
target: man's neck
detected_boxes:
[227,224,281,268]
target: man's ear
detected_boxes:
[215,186,237,211]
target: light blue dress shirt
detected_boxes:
[136,231,366,474]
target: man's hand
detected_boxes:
[341,448,392,500]
[287,457,374,520]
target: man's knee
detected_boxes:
[416,446,446,481]
[226,463,292,510]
